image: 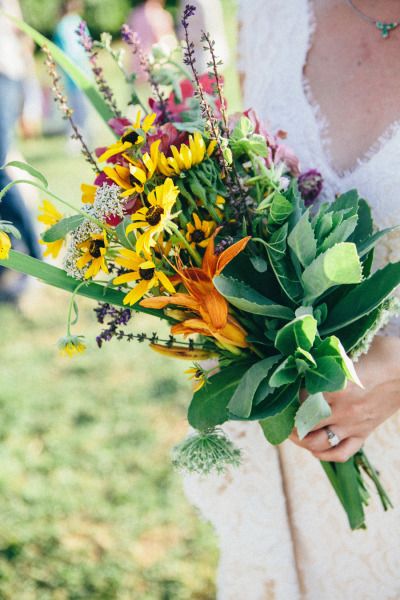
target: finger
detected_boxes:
[312,437,363,463]
[297,426,348,453]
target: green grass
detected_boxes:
[0,7,244,594]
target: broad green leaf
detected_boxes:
[253,377,274,406]
[213,274,294,320]
[321,262,400,334]
[116,216,136,250]
[315,336,363,387]
[357,226,400,258]
[6,14,115,126]
[188,362,253,430]
[287,209,317,267]
[0,250,164,319]
[314,211,333,242]
[252,381,300,420]
[328,189,359,216]
[266,224,304,303]
[334,307,381,352]
[319,214,358,253]
[351,198,373,245]
[268,193,293,226]
[302,242,362,303]
[326,460,366,530]
[269,356,298,387]
[260,398,299,445]
[2,160,48,188]
[227,356,280,418]
[295,392,332,439]
[41,215,84,242]
[305,356,347,394]
[275,314,318,355]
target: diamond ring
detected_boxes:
[326,427,341,448]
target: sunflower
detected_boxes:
[76,231,109,279]
[81,183,97,204]
[185,213,215,249]
[0,231,11,259]
[98,111,157,162]
[158,132,217,177]
[38,200,64,259]
[126,178,180,253]
[113,248,175,305]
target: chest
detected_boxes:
[304,1,400,173]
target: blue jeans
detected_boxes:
[0,74,41,263]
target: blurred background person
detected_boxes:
[0,0,42,302]
[127,0,177,80]
[53,0,92,147]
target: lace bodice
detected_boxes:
[183,3,400,599]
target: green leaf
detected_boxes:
[116,217,136,250]
[328,189,359,216]
[2,160,48,188]
[266,224,304,303]
[252,380,300,421]
[319,214,358,253]
[6,14,115,127]
[315,336,362,387]
[260,398,299,445]
[305,356,347,394]
[213,274,294,320]
[227,356,280,418]
[321,262,400,334]
[295,392,332,439]
[268,193,293,226]
[253,378,274,406]
[333,308,381,352]
[357,226,400,258]
[188,362,253,430]
[0,250,164,319]
[269,356,299,387]
[41,215,84,242]
[302,242,362,303]
[322,460,366,530]
[0,221,21,239]
[275,314,318,355]
[351,198,373,246]
[287,209,317,267]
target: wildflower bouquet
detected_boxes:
[1,5,400,530]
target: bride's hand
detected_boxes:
[289,336,400,462]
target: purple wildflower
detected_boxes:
[298,169,323,206]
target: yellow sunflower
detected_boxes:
[113,248,175,305]
[98,111,157,162]
[0,231,11,259]
[126,178,180,253]
[158,132,217,177]
[185,213,215,249]
[38,200,64,259]
[76,231,109,279]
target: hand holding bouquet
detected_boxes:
[1,5,400,530]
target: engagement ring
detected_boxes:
[326,428,341,448]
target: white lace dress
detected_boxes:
[183,2,400,598]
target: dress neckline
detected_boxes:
[302,0,400,180]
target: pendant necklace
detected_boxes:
[346,0,400,38]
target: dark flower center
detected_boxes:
[89,239,105,258]
[146,206,164,226]
[121,130,139,145]
[191,229,205,243]
[195,369,203,379]
[139,267,155,281]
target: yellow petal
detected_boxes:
[123,279,151,305]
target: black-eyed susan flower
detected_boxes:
[185,213,215,249]
[123,139,161,192]
[158,132,216,177]
[113,248,175,305]
[81,183,98,204]
[185,363,208,391]
[38,200,64,259]
[126,178,180,253]
[98,111,157,162]
[57,334,87,357]
[76,231,109,279]
[0,230,11,259]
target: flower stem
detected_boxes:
[66,281,87,336]
[170,223,202,266]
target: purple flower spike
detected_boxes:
[298,169,323,206]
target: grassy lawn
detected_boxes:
[0,5,242,595]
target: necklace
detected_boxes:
[346,0,400,38]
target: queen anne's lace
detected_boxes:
[183,2,400,598]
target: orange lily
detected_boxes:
[140,232,250,350]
